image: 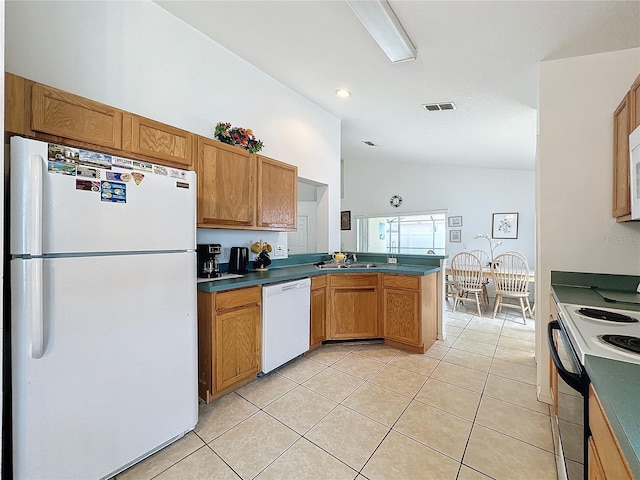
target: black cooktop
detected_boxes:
[577,308,639,323]
[598,335,640,355]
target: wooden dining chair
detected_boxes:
[491,252,532,323]
[444,273,457,301]
[450,252,485,316]
[469,249,490,305]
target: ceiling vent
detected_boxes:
[422,102,456,111]
[363,141,377,146]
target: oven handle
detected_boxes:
[547,320,584,393]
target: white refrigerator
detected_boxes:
[9,136,198,479]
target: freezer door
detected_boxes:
[10,137,196,255]
[11,252,198,479]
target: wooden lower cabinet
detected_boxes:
[324,272,438,350]
[382,273,437,353]
[589,437,606,480]
[310,276,327,349]
[588,385,633,480]
[328,274,379,339]
[197,286,261,403]
[196,272,439,399]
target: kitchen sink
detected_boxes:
[315,263,378,270]
[315,263,350,269]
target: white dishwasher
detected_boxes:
[261,278,311,374]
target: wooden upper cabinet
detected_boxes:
[5,73,32,136]
[6,73,195,169]
[613,93,631,219]
[257,155,297,230]
[196,137,256,228]
[630,73,640,131]
[123,114,193,168]
[31,83,122,149]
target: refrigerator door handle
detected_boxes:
[28,153,44,256]
[28,258,45,359]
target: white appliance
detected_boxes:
[551,302,640,480]
[557,303,640,365]
[261,278,311,373]
[630,124,640,220]
[9,137,198,479]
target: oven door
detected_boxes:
[548,319,589,480]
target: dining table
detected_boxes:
[445,266,536,284]
[445,266,536,313]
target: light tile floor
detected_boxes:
[117,302,557,480]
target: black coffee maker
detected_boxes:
[197,244,222,278]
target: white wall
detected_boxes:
[5,0,342,254]
[341,158,536,265]
[537,47,640,402]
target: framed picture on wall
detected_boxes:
[341,211,351,230]
[492,212,519,239]
[449,230,461,243]
[448,216,462,227]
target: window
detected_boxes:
[356,212,447,255]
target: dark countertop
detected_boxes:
[551,285,640,313]
[198,263,441,293]
[551,271,640,477]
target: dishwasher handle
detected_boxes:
[262,278,311,297]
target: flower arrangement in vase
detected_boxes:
[214,122,264,153]
[473,233,502,267]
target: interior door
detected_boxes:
[288,215,309,254]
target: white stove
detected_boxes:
[558,303,640,365]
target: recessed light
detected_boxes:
[336,89,351,98]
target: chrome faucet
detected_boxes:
[344,253,357,265]
[388,242,397,264]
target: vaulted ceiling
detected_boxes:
[156,1,640,170]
